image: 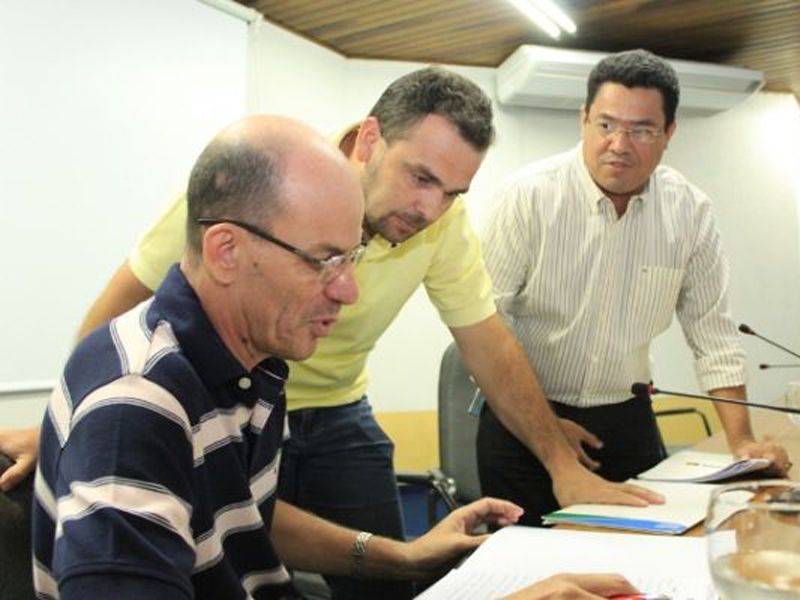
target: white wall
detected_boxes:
[247,17,345,131]
[0,0,247,422]
[3,3,799,427]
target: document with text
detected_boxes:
[415,526,718,600]
[637,450,769,483]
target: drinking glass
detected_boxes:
[706,480,800,599]
[784,382,800,428]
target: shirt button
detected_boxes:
[238,377,252,390]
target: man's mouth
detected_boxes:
[602,156,633,169]
[309,315,339,338]
[395,214,425,235]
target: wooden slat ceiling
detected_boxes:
[239,0,800,102]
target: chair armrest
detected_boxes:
[396,468,460,529]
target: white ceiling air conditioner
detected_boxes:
[496,45,765,116]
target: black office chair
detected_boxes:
[396,342,482,526]
[0,453,35,600]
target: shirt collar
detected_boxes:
[151,265,288,391]
[333,122,361,151]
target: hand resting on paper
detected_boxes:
[504,573,639,599]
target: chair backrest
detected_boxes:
[655,407,713,455]
[0,453,35,600]
[437,342,481,503]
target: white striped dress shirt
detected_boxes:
[482,145,745,407]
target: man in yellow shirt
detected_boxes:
[2,67,659,599]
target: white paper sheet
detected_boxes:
[416,526,718,600]
[638,450,769,483]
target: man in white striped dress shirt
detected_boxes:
[478,49,790,526]
[30,115,537,599]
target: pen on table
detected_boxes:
[686,461,722,468]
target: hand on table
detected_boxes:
[504,573,638,599]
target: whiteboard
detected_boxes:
[0,0,247,389]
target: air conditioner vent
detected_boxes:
[496,45,765,116]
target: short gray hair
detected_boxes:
[185,139,285,256]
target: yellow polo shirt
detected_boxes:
[130,131,496,410]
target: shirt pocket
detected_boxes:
[629,266,684,339]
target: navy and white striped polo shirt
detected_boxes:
[33,265,294,599]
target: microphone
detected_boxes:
[631,382,800,415]
[759,363,800,370]
[739,323,800,361]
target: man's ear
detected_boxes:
[664,120,678,147]
[202,224,239,285]
[354,116,383,163]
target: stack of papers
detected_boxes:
[543,480,715,534]
[541,451,768,535]
[637,450,769,483]
[416,526,717,599]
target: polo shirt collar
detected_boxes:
[152,265,288,391]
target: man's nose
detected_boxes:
[414,190,447,224]
[325,263,359,306]
[607,129,634,152]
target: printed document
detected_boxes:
[637,450,769,483]
[416,526,717,599]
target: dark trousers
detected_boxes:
[477,396,666,527]
[279,398,414,600]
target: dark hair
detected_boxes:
[586,49,680,128]
[186,139,285,256]
[368,66,495,150]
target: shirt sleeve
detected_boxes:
[676,194,747,392]
[129,193,188,291]
[423,199,496,328]
[480,179,538,318]
[40,385,197,600]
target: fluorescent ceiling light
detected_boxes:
[531,0,577,34]
[507,0,561,39]
[507,0,577,38]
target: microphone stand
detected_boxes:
[739,323,800,361]
[632,383,800,415]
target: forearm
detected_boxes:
[271,501,412,580]
[708,385,755,448]
[452,315,577,475]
